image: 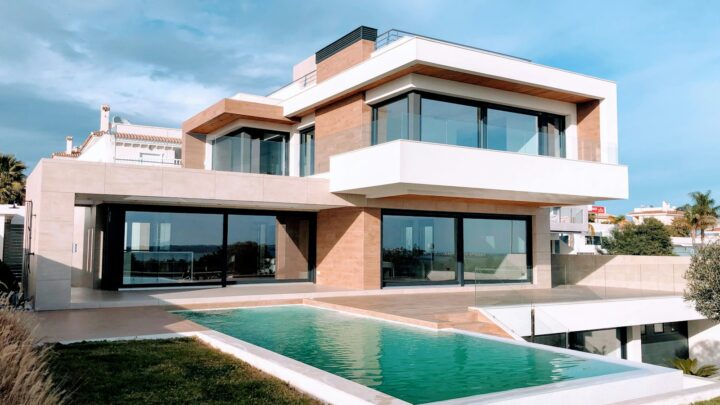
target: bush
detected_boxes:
[672,357,718,377]
[602,218,674,256]
[685,242,720,321]
[0,298,63,404]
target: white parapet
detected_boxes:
[329,140,628,205]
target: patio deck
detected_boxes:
[34,284,680,343]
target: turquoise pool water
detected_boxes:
[179,306,635,404]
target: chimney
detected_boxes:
[65,136,73,153]
[100,104,111,132]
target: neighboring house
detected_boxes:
[0,204,25,279]
[25,26,628,309]
[550,205,615,254]
[628,201,683,225]
[52,104,182,166]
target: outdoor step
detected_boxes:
[433,311,480,323]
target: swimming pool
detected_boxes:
[178,305,641,404]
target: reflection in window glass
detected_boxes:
[212,128,288,175]
[421,98,478,147]
[382,215,456,283]
[569,328,626,359]
[486,109,539,155]
[227,214,311,281]
[374,97,408,144]
[123,211,224,285]
[543,115,565,158]
[300,127,315,176]
[463,218,529,283]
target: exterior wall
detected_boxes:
[314,93,372,173]
[316,39,375,82]
[552,254,690,292]
[689,319,720,367]
[316,207,381,289]
[577,100,601,162]
[182,132,206,169]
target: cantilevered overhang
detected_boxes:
[183,98,297,134]
[329,140,628,206]
[282,36,615,118]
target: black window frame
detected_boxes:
[211,126,290,176]
[299,126,315,177]
[371,91,566,158]
[380,208,533,287]
[101,204,316,290]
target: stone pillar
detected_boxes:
[533,208,552,288]
[626,325,643,362]
[316,207,381,289]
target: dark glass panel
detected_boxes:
[382,215,456,283]
[212,128,288,175]
[300,127,315,177]
[123,211,223,285]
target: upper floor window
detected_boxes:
[300,126,315,177]
[212,127,289,175]
[371,91,566,158]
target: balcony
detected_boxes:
[329,140,628,205]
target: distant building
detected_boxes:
[550,205,616,255]
[52,104,182,166]
[628,201,682,225]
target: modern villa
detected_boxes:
[23,26,720,403]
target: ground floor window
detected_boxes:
[381,210,531,286]
[104,206,314,289]
[528,327,627,359]
[641,321,688,367]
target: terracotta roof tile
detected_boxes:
[114,132,181,144]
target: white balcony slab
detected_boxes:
[329,140,628,205]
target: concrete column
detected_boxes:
[626,325,643,362]
[30,191,75,310]
[533,208,552,288]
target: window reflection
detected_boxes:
[123,211,224,285]
[486,109,539,154]
[382,215,457,283]
[212,127,288,175]
[300,127,315,176]
[463,218,529,283]
[421,98,479,147]
[374,97,408,144]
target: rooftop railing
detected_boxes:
[374,29,531,62]
[268,69,317,97]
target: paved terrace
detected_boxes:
[33,284,679,343]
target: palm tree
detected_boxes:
[608,214,630,228]
[681,191,720,246]
[0,154,26,205]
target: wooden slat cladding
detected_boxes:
[183,98,296,135]
[577,100,601,162]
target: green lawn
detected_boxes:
[48,338,320,405]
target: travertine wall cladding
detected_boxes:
[314,93,372,173]
[316,207,381,290]
[551,254,690,293]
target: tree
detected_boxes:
[0,154,26,205]
[680,191,720,246]
[607,214,631,228]
[667,216,691,237]
[602,218,674,256]
[685,242,720,321]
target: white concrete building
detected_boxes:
[52,104,182,167]
[629,201,684,225]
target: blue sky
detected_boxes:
[0,1,718,214]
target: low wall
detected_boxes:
[551,254,691,293]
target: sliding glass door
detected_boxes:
[381,211,532,286]
[108,206,314,289]
[212,127,289,175]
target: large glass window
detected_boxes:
[382,212,531,285]
[226,214,311,282]
[372,92,565,158]
[463,218,529,283]
[123,211,224,285]
[382,215,457,283]
[421,98,479,147]
[212,127,288,175]
[373,97,408,144]
[486,108,539,154]
[569,328,627,359]
[300,127,315,177]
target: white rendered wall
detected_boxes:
[689,319,720,367]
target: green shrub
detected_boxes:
[685,242,720,321]
[602,218,674,256]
